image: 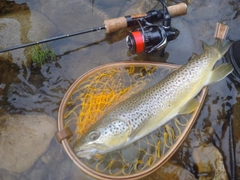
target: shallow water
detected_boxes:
[0,0,240,179]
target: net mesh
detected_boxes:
[76,66,157,136]
[62,63,203,176]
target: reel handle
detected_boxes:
[104,3,187,33]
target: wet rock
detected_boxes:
[18,138,72,180]
[166,18,196,64]
[0,0,28,16]
[41,142,70,175]
[144,161,197,180]
[25,157,72,180]
[192,145,228,180]
[0,58,20,96]
[5,78,63,115]
[40,141,63,164]
[236,141,240,159]
[236,140,240,179]
[123,0,157,15]
[0,18,25,64]
[0,59,20,110]
[39,0,108,44]
[0,168,20,180]
[0,9,57,65]
[57,43,104,80]
[186,0,235,43]
[0,18,20,46]
[25,162,48,180]
[6,82,42,111]
[69,164,96,180]
[0,114,56,173]
[234,97,240,178]
[51,158,72,180]
[27,11,57,43]
[187,127,214,148]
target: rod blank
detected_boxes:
[0,26,106,53]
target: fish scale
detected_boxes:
[74,41,234,159]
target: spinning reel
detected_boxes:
[126,1,180,55]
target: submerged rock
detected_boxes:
[39,0,108,44]
[144,161,196,180]
[123,0,158,15]
[0,18,25,64]
[0,114,56,173]
[192,145,228,180]
[69,164,96,180]
[0,8,57,66]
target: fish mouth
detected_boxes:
[75,149,98,159]
[74,143,109,159]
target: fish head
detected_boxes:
[74,119,131,159]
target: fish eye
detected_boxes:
[88,131,100,141]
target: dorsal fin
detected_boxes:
[201,40,210,51]
[188,53,199,61]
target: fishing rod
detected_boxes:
[0,26,106,53]
[0,2,187,54]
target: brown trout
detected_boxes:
[74,41,233,159]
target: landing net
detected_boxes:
[59,62,207,178]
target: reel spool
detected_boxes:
[126,20,179,54]
[126,0,179,55]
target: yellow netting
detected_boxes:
[62,64,200,176]
[76,66,157,136]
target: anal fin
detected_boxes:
[179,98,199,115]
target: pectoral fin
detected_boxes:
[208,63,233,85]
[179,98,199,115]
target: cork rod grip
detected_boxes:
[104,3,187,34]
[168,2,187,17]
[104,17,127,34]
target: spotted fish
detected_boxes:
[74,41,233,159]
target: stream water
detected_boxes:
[0,0,240,179]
